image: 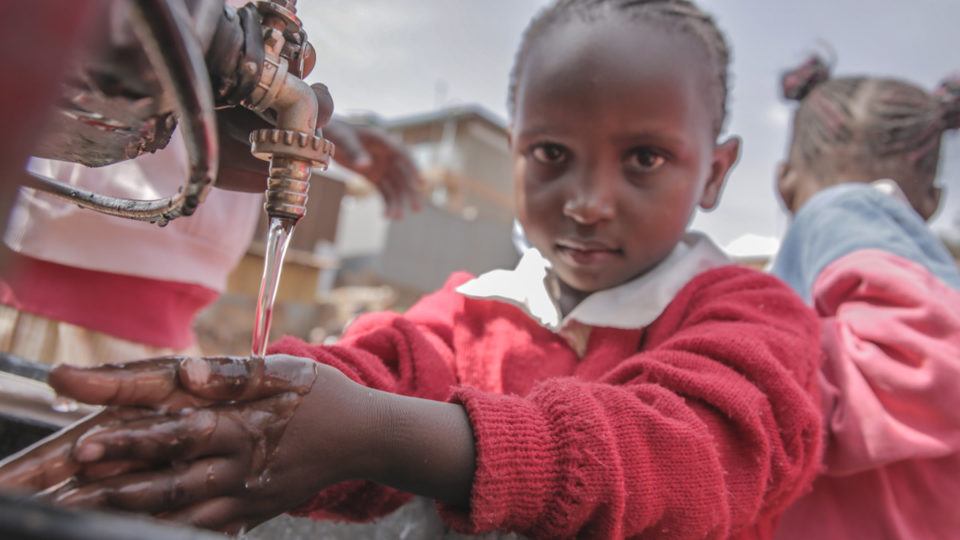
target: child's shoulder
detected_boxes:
[684,263,791,294]
[774,183,960,299]
[644,263,819,364]
[668,263,810,319]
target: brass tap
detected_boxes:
[243,0,334,223]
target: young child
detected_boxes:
[770,56,960,539]
[1,1,824,538]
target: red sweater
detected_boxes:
[270,265,823,539]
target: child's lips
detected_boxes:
[555,240,623,267]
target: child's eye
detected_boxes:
[624,149,666,173]
[531,143,569,165]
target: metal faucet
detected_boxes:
[21,0,334,227]
[245,0,333,224]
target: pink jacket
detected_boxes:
[773,184,960,539]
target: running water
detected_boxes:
[251,217,296,356]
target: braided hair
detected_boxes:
[507,0,732,136]
[781,55,960,184]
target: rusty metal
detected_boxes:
[26,0,219,226]
[25,0,331,227]
[249,128,332,220]
[207,3,265,106]
[244,0,335,225]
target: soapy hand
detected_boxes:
[0,354,476,534]
[0,355,376,534]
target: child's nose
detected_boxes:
[563,177,616,225]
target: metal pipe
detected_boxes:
[273,71,318,135]
[131,0,219,218]
[23,173,194,222]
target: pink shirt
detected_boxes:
[7,130,261,292]
[775,250,960,539]
[3,130,262,348]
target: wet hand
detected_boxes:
[323,119,425,219]
[0,356,321,502]
[0,357,200,494]
[42,356,379,534]
[0,354,477,534]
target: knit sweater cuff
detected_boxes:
[437,386,562,534]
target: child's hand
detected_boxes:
[0,354,476,534]
[0,355,356,531]
[323,119,425,220]
[0,357,207,494]
[40,355,380,533]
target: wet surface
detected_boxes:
[0,354,325,530]
[178,355,318,401]
[0,414,57,461]
[0,411,113,493]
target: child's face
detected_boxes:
[511,18,740,294]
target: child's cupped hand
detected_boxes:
[0,355,377,535]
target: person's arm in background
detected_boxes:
[813,250,960,474]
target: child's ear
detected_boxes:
[918,184,943,221]
[776,161,797,214]
[699,136,741,211]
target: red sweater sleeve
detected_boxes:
[439,266,823,539]
[268,272,472,522]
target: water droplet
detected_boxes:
[51,396,78,413]
[258,470,272,487]
[205,464,216,487]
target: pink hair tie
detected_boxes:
[781,55,831,101]
[935,75,960,130]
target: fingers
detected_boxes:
[0,434,80,492]
[49,355,318,410]
[325,119,373,171]
[369,132,422,219]
[323,121,424,218]
[79,459,152,482]
[160,496,249,533]
[73,408,244,465]
[310,83,334,128]
[379,171,403,219]
[54,457,245,514]
[391,157,424,215]
[48,357,198,408]
[177,355,318,402]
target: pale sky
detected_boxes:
[300,0,960,249]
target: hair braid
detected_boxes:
[782,54,957,181]
[508,0,732,136]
